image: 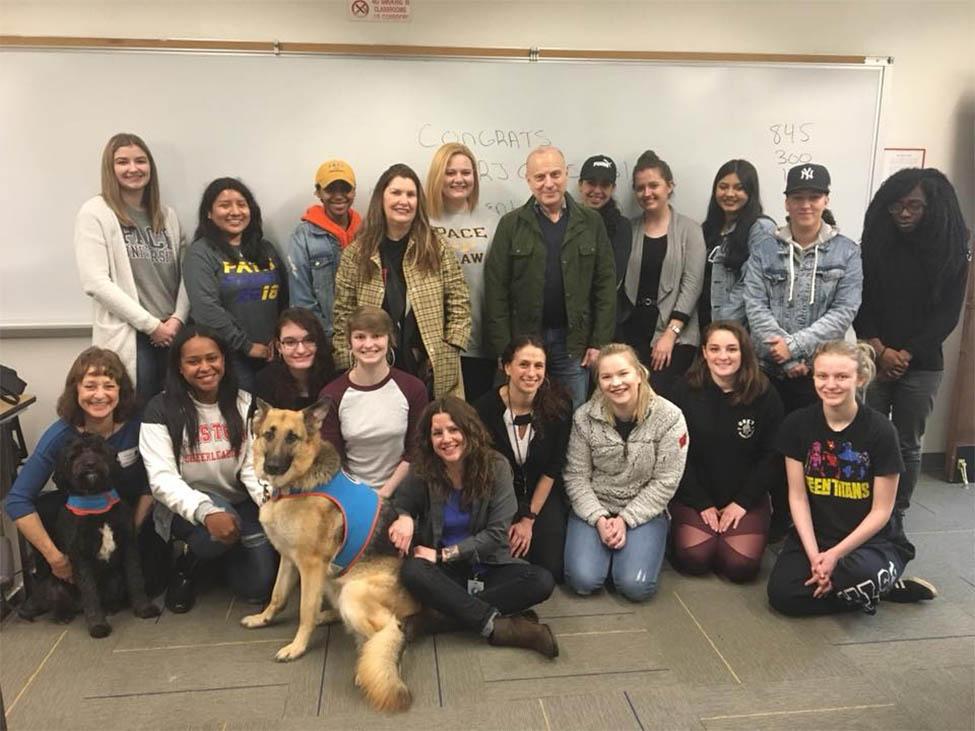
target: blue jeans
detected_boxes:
[866,369,943,515]
[543,328,590,411]
[563,511,669,602]
[135,332,168,405]
[170,496,278,602]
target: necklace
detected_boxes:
[504,388,533,468]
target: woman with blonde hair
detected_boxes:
[767,340,936,616]
[563,343,688,602]
[332,163,471,398]
[75,133,189,402]
[426,143,498,401]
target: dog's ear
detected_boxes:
[303,397,332,435]
[252,397,273,433]
[52,434,82,492]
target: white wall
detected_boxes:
[1,0,973,459]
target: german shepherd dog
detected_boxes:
[52,433,160,637]
[242,399,419,712]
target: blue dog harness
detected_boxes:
[271,472,381,574]
[65,489,121,516]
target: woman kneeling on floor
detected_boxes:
[140,325,277,613]
[669,321,784,582]
[767,340,937,616]
[388,397,558,657]
[563,343,688,602]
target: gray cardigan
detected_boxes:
[564,394,688,528]
[623,207,706,347]
[392,451,520,565]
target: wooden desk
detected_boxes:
[0,392,35,423]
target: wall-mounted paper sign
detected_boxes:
[348,0,410,22]
[881,147,926,181]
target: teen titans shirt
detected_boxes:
[778,403,904,545]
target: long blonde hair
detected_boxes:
[595,343,655,425]
[425,143,480,219]
[99,132,164,231]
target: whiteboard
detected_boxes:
[0,49,886,328]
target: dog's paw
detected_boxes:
[133,602,161,619]
[274,642,307,662]
[240,612,272,629]
[88,622,112,639]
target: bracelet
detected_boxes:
[436,549,443,564]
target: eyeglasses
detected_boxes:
[279,336,317,351]
[887,201,926,216]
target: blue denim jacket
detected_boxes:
[286,220,341,336]
[709,216,776,325]
[743,223,862,375]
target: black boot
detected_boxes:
[165,547,197,614]
[488,616,559,658]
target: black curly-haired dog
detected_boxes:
[52,433,160,637]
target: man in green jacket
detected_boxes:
[484,146,617,408]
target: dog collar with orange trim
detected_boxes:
[271,471,380,575]
[66,489,121,516]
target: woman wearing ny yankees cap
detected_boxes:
[742,163,862,540]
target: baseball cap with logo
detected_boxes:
[579,155,618,184]
[784,163,830,195]
[315,159,356,190]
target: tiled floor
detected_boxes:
[2,477,973,730]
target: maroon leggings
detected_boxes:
[669,499,770,583]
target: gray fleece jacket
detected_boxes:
[564,394,688,528]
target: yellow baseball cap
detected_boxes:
[315,159,356,189]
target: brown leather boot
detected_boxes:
[488,616,559,658]
[401,607,461,641]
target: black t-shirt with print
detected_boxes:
[778,402,904,546]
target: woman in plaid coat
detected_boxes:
[332,163,471,398]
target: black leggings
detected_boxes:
[519,492,568,583]
[400,558,554,633]
[767,535,906,616]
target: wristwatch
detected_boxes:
[669,324,682,336]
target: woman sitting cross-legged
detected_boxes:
[140,325,278,613]
[388,397,558,657]
[669,321,784,582]
[563,343,688,602]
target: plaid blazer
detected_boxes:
[332,234,471,399]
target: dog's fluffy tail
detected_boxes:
[356,619,411,712]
